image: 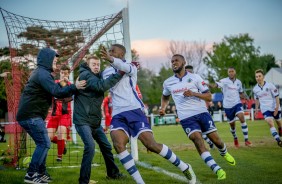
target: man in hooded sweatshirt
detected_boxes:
[16,47,86,184]
[73,55,125,184]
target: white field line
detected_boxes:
[136,161,202,184]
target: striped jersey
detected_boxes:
[253,81,281,113]
[102,58,144,116]
[216,77,243,108]
[162,72,209,120]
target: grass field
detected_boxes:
[0,120,282,184]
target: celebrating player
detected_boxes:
[209,67,252,148]
[160,54,236,180]
[47,64,72,162]
[253,69,282,147]
[100,44,196,184]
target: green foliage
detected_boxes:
[204,33,279,88]
[0,60,11,118]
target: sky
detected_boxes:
[0,0,281,72]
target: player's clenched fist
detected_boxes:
[159,108,166,116]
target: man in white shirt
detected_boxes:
[253,69,282,147]
[160,54,236,180]
[210,67,252,148]
[100,44,196,184]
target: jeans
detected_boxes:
[18,117,50,174]
[75,125,119,184]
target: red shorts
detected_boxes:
[47,114,71,129]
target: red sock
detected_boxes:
[52,136,58,143]
[57,139,65,158]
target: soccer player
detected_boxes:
[209,67,252,148]
[100,44,196,184]
[185,65,214,149]
[253,69,282,147]
[160,54,236,180]
[47,64,72,162]
[16,48,86,184]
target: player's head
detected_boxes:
[86,55,100,74]
[228,67,236,79]
[255,69,264,84]
[171,54,186,73]
[109,44,126,59]
[59,65,70,80]
[185,65,193,73]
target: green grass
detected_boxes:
[1,120,282,184]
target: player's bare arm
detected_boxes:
[159,95,170,116]
[183,90,212,102]
[274,96,280,116]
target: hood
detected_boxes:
[79,62,100,77]
[37,48,58,72]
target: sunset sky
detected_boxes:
[0,0,281,72]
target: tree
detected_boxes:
[203,33,278,88]
[0,60,11,118]
[167,40,208,76]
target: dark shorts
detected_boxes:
[224,103,244,123]
[263,111,281,120]
[180,112,217,138]
[110,108,152,138]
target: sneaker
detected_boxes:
[182,164,196,184]
[106,173,126,180]
[56,157,62,162]
[38,172,52,182]
[234,138,239,148]
[278,141,282,147]
[223,152,236,166]
[24,173,48,184]
[245,140,252,147]
[63,147,67,155]
[216,169,226,180]
[89,180,98,184]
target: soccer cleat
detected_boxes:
[245,140,252,147]
[183,164,196,184]
[223,152,236,166]
[209,143,215,149]
[234,138,239,148]
[24,173,48,184]
[216,169,226,180]
[106,173,126,180]
[278,141,282,147]
[56,157,62,162]
[38,172,52,183]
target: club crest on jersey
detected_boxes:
[266,88,269,92]
[187,78,193,83]
[185,128,191,134]
[274,89,278,93]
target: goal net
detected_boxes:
[0,7,131,167]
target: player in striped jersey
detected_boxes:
[209,67,252,148]
[101,44,196,184]
[160,54,236,180]
[253,69,282,147]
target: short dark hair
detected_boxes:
[228,66,236,70]
[112,44,126,54]
[255,69,264,75]
[172,54,185,61]
[185,65,193,70]
[60,64,70,71]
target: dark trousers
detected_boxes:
[75,125,119,184]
